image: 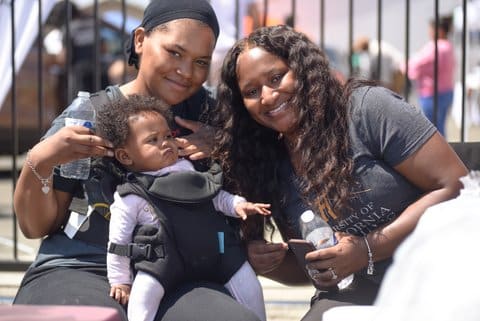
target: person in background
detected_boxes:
[451,60,480,138]
[406,15,456,137]
[212,25,467,321]
[43,1,113,112]
[352,36,405,94]
[207,0,261,87]
[97,94,268,321]
[13,1,262,320]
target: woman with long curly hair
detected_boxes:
[212,25,467,320]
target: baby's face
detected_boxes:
[120,111,178,172]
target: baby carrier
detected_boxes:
[108,163,246,291]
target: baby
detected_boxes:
[96,94,268,321]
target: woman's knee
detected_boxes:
[155,282,260,321]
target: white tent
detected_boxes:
[0,0,57,110]
[0,0,149,110]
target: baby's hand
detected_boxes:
[235,202,271,220]
[110,284,131,305]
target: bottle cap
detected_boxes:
[300,210,315,223]
[78,91,90,98]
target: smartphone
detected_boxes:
[288,239,316,273]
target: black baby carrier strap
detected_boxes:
[130,162,224,204]
[109,163,246,291]
[63,89,127,248]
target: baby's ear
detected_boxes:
[115,149,133,166]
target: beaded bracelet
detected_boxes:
[363,236,375,275]
[25,150,53,194]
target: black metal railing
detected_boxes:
[0,0,477,271]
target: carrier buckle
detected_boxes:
[128,243,153,260]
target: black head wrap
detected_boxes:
[126,0,219,69]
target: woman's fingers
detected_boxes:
[304,234,364,288]
[47,125,114,164]
[308,267,341,289]
[247,240,288,274]
[174,117,213,160]
[83,131,114,157]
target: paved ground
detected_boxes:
[260,278,312,320]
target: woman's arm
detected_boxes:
[14,125,113,238]
[305,132,468,287]
[15,138,71,238]
[369,132,467,260]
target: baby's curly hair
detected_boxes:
[96,94,172,148]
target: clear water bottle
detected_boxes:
[60,91,95,180]
[300,210,354,290]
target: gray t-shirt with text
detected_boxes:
[279,86,436,282]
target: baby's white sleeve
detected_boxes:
[213,190,246,218]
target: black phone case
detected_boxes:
[288,239,316,275]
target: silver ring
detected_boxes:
[328,267,338,280]
[307,268,321,281]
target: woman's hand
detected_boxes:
[44,125,114,166]
[14,126,113,238]
[247,240,289,275]
[304,233,366,289]
[174,116,213,160]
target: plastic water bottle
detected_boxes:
[60,91,95,180]
[300,210,354,290]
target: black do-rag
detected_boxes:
[126,0,219,69]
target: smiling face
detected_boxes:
[116,111,178,172]
[236,47,298,139]
[134,19,216,106]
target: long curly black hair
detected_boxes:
[212,25,361,240]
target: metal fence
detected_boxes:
[0,0,478,270]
